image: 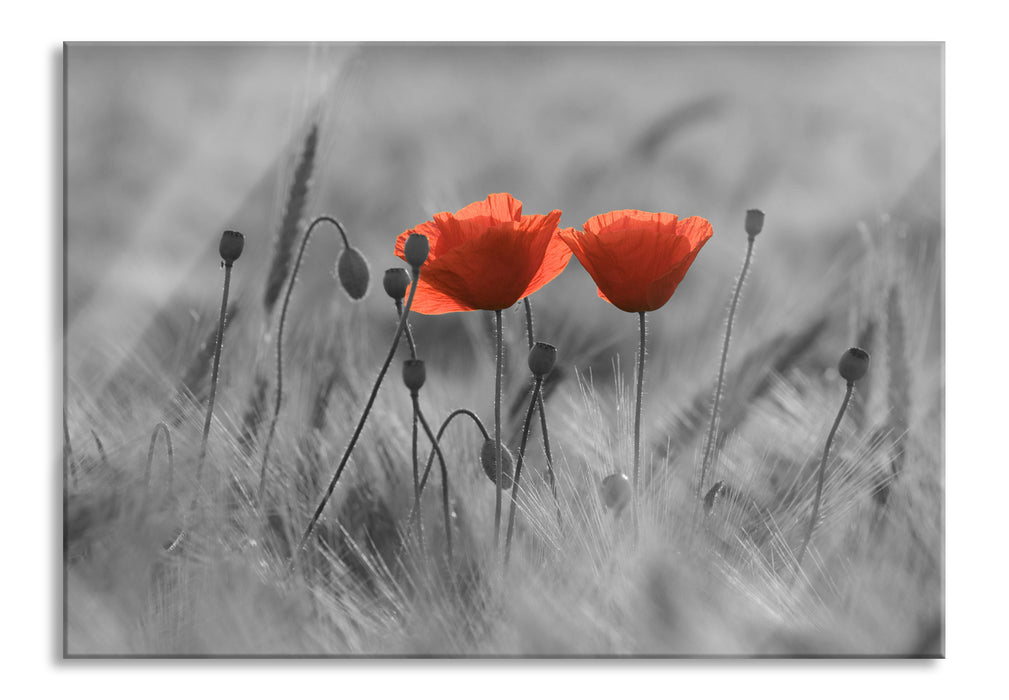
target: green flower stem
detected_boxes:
[504,377,543,565]
[795,381,854,568]
[291,262,421,568]
[195,260,233,488]
[698,234,756,500]
[259,216,349,503]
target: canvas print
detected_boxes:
[63,42,942,657]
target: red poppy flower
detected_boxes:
[558,210,713,313]
[394,193,573,315]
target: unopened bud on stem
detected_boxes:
[404,233,430,269]
[745,209,765,238]
[337,246,370,300]
[528,342,557,378]
[383,267,411,301]
[219,230,245,264]
[480,439,514,489]
[838,347,870,383]
[402,359,426,393]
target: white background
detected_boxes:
[2,1,1002,696]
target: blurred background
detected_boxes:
[65,42,941,391]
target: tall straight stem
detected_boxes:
[493,309,504,549]
[195,261,233,487]
[411,393,425,550]
[505,378,543,564]
[699,235,755,499]
[633,312,647,494]
[796,382,854,568]
[523,298,560,524]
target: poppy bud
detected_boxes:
[404,233,430,269]
[745,209,765,238]
[838,347,870,383]
[337,246,370,300]
[402,358,426,393]
[527,342,557,377]
[219,230,245,263]
[600,472,631,512]
[480,439,514,489]
[383,267,411,301]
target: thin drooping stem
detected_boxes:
[795,382,854,568]
[523,298,560,524]
[291,263,421,567]
[698,234,756,500]
[259,216,350,503]
[143,422,174,510]
[414,405,453,562]
[195,261,233,487]
[418,408,489,492]
[505,377,543,564]
[493,309,504,549]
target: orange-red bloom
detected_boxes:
[394,193,573,315]
[559,210,713,313]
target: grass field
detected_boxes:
[63,43,942,656]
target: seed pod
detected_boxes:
[838,347,870,383]
[480,439,514,490]
[337,246,370,300]
[404,233,430,269]
[219,230,245,263]
[527,341,557,378]
[744,209,765,238]
[383,267,411,301]
[402,359,426,393]
[600,472,631,512]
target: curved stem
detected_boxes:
[259,215,350,503]
[291,262,421,568]
[699,234,756,500]
[415,404,453,563]
[143,422,174,510]
[505,378,543,565]
[418,408,489,493]
[493,309,504,549]
[195,261,232,487]
[795,382,854,568]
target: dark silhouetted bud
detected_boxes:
[528,341,557,377]
[745,209,765,238]
[838,347,870,383]
[402,359,426,393]
[383,267,411,301]
[480,439,514,490]
[703,480,727,515]
[337,247,370,300]
[404,233,430,269]
[600,473,631,512]
[219,230,245,263]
